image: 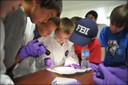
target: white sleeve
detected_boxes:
[0,74,14,85]
[64,44,79,66]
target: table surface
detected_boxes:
[14,69,95,84]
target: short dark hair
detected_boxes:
[110,4,128,28]
[38,0,63,17]
[49,17,60,27]
[85,10,98,19]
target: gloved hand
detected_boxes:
[106,67,128,82]
[89,63,99,71]
[18,39,47,61]
[44,58,54,68]
[93,63,127,85]
[65,64,81,69]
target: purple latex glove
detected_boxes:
[89,63,99,71]
[18,39,47,61]
[106,67,128,82]
[44,58,54,68]
[93,63,127,85]
[65,64,81,69]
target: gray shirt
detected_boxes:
[3,7,27,68]
[0,19,14,85]
[0,19,6,74]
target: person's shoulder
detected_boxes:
[7,7,24,16]
[41,36,53,46]
[61,40,72,46]
[68,40,74,46]
[26,17,35,30]
[100,26,111,35]
[44,35,53,41]
[26,17,33,25]
[98,24,107,29]
[89,38,101,46]
[4,7,26,22]
[94,38,101,45]
[101,26,110,31]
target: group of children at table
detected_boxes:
[0,0,127,84]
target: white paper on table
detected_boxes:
[51,77,78,85]
[47,66,91,74]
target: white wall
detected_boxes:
[60,1,127,26]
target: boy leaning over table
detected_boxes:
[93,4,128,85]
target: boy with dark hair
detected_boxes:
[99,4,128,67]
[85,10,107,39]
[13,17,60,77]
[93,4,128,85]
[85,10,98,22]
[3,0,62,79]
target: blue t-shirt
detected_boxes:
[99,26,128,67]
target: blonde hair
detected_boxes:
[56,17,75,34]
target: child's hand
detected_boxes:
[106,66,128,82]
[93,63,126,85]
[88,63,99,71]
[65,64,81,69]
[44,58,54,68]
[18,39,47,61]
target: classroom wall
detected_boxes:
[60,1,127,26]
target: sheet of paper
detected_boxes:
[47,66,91,74]
[51,77,79,85]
